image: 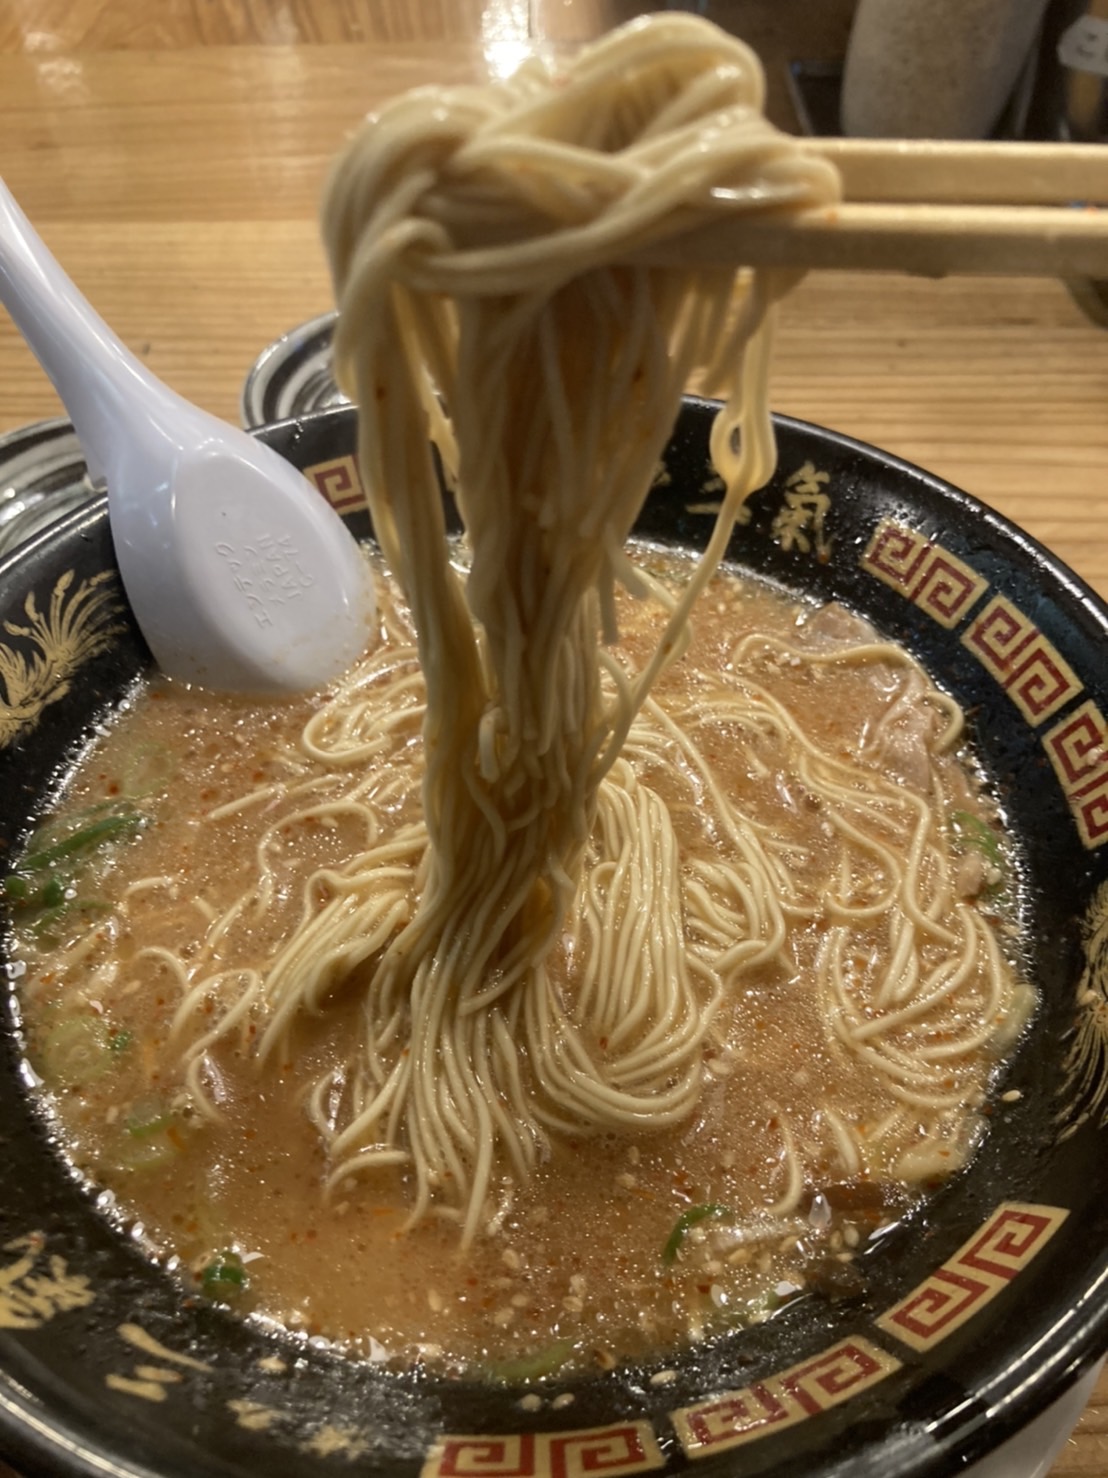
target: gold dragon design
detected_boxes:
[0,569,125,748]
[1058,878,1108,1137]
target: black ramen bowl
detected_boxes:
[1,399,1107,1478]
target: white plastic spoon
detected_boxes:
[0,179,375,694]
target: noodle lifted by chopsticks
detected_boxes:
[163,17,1019,1247]
[319,15,837,1239]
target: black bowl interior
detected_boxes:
[1,399,1107,1478]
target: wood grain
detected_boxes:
[0,4,1104,1476]
[0,0,855,52]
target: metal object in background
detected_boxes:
[240,311,346,428]
[0,417,98,560]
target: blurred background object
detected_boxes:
[1029,0,1108,141]
[562,1,858,129]
[841,0,1051,138]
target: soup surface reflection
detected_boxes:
[8,550,1031,1377]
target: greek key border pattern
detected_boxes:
[672,1336,900,1460]
[876,1201,1069,1352]
[304,454,366,515]
[421,1423,664,1478]
[961,594,1082,726]
[1043,700,1108,849]
[859,516,1106,848]
[860,518,988,629]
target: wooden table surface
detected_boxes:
[0,2,1106,1473]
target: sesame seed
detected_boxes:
[551,1393,575,1411]
[502,1248,522,1272]
[650,1369,677,1387]
[615,1173,637,1191]
[519,1394,543,1413]
[562,1295,584,1314]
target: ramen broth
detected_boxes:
[7,551,1031,1376]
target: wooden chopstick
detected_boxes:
[811,139,1108,207]
[665,202,1108,278]
[633,140,1108,279]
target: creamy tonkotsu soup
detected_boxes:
[8,551,1031,1377]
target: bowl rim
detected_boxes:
[1,400,1107,1478]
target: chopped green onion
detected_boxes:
[662,1203,731,1265]
[3,874,29,902]
[109,1029,133,1054]
[6,806,142,934]
[30,905,65,940]
[487,1339,576,1382]
[126,1099,172,1139]
[116,1136,179,1172]
[28,799,124,850]
[39,1016,113,1087]
[4,872,66,910]
[30,896,111,945]
[742,1288,785,1322]
[20,811,143,874]
[201,1252,247,1300]
[950,809,1003,867]
[113,1104,186,1172]
[40,876,66,908]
